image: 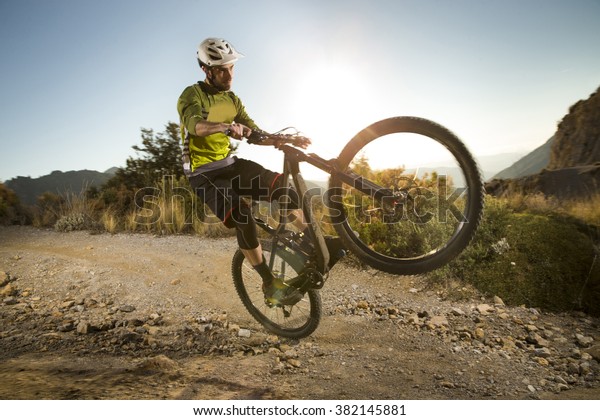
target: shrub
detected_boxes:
[55,212,96,232]
[0,183,29,225]
[431,196,600,315]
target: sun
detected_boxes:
[289,61,376,156]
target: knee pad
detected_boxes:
[231,205,259,250]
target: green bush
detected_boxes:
[431,197,600,315]
[0,183,29,225]
[55,212,97,232]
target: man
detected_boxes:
[177,38,309,306]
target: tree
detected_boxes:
[106,122,183,190]
[0,183,29,225]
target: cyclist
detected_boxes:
[177,38,309,306]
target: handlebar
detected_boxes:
[246,128,311,149]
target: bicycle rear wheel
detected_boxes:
[231,240,321,338]
[327,117,484,275]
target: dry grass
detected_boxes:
[562,194,600,227]
[503,192,600,227]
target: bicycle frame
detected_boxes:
[253,144,397,277]
[233,117,483,338]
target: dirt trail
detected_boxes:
[0,226,598,400]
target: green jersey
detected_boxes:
[177,81,258,176]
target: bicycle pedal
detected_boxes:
[264,298,283,309]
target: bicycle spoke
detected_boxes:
[233,242,321,338]
[328,117,483,274]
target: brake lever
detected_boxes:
[246,130,271,144]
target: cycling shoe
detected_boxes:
[263,277,304,306]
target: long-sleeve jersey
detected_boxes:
[177,81,259,176]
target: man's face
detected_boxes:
[207,64,234,91]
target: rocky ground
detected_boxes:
[0,226,598,400]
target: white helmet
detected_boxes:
[197,38,244,67]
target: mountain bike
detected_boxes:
[231,117,484,338]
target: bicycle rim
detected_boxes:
[328,117,484,274]
[231,240,321,338]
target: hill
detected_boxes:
[5,169,115,206]
[487,86,600,200]
[492,136,554,179]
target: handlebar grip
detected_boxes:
[246,131,267,144]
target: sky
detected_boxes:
[1,0,599,182]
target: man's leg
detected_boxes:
[231,205,303,306]
[240,246,263,266]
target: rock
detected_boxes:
[554,376,568,385]
[527,385,536,393]
[58,321,75,332]
[0,271,10,287]
[493,296,505,306]
[405,313,421,325]
[3,297,18,305]
[127,318,145,327]
[583,345,600,362]
[471,328,484,340]
[287,359,302,368]
[238,329,251,338]
[356,300,369,310]
[284,349,299,359]
[60,300,75,309]
[120,331,143,344]
[428,315,449,329]
[387,307,399,316]
[580,362,592,375]
[279,344,293,353]
[534,347,552,358]
[459,331,472,341]
[548,86,600,170]
[567,362,580,375]
[476,304,494,315]
[0,284,17,297]
[227,323,241,332]
[526,324,538,332]
[417,310,430,318]
[527,332,550,348]
[119,305,136,313]
[575,333,594,347]
[450,307,465,316]
[77,322,90,334]
[137,355,180,372]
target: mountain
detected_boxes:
[548,89,600,169]
[487,86,600,200]
[492,136,554,180]
[5,169,116,206]
[477,153,527,180]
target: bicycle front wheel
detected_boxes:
[327,117,484,275]
[231,240,321,339]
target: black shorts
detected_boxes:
[189,158,299,228]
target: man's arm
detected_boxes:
[193,120,230,136]
[194,121,250,140]
[178,87,252,140]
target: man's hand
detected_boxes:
[245,129,312,149]
[289,135,311,149]
[227,122,252,140]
